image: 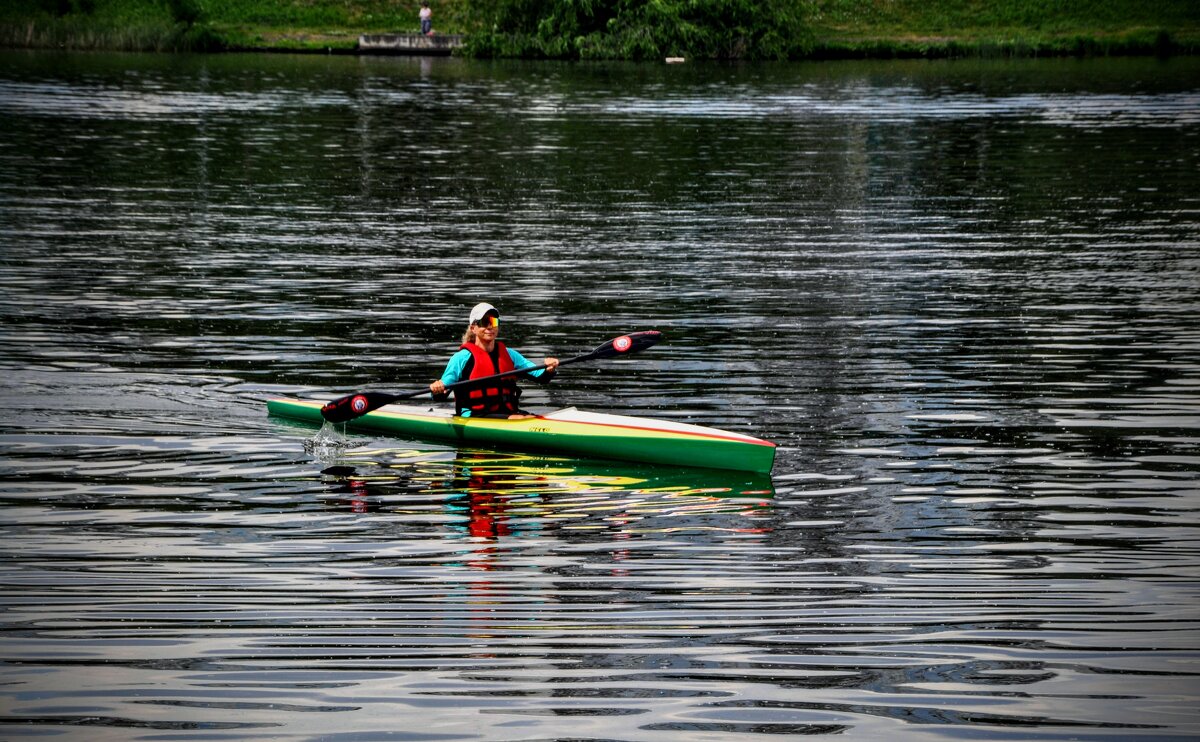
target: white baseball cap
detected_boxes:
[468,302,499,324]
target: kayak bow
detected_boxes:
[267,398,776,474]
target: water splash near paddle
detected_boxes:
[303,420,351,462]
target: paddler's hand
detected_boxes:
[430,380,446,395]
[544,357,559,372]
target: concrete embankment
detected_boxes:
[358,33,463,55]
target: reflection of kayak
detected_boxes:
[267,398,776,474]
[431,450,776,496]
[317,450,774,528]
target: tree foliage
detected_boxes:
[465,0,814,60]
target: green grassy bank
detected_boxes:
[807,0,1198,60]
[1,0,1196,59]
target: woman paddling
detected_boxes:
[429,303,559,419]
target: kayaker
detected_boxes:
[429,303,559,419]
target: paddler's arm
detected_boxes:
[430,349,471,399]
[508,348,560,384]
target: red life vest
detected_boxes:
[457,341,520,416]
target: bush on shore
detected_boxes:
[465,0,812,60]
[0,0,218,51]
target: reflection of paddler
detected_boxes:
[436,451,552,541]
[465,463,509,540]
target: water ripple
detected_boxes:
[0,50,1198,740]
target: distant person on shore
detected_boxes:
[419,2,432,35]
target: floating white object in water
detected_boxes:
[665,57,685,64]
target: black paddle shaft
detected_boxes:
[320,330,662,423]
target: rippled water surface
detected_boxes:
[1,50,1199,740]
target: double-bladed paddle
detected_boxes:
[320,330,662,423]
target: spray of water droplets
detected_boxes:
[303,420,352,463]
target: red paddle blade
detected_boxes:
[589,330,663,359]
[320,391,398,423]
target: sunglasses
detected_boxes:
[474,315,499,329]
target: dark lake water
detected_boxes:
[1,49,1198,739]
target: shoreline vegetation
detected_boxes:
[1,0,1196,60]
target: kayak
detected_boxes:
[267,398,776,474]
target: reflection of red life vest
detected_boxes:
[458,342,519,416]
[468,489,510,541]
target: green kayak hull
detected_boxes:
[267,398,776,474]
